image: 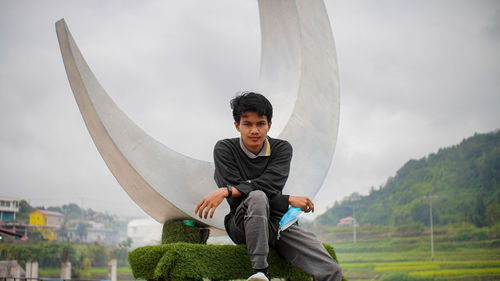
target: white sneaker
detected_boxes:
[247,272,270,281]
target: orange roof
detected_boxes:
[339,216,355,222]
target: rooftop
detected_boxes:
[31,209,64,217]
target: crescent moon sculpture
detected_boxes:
[56,0,339,234]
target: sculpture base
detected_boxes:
[129,219,346,280]
[128,242,347,281]
[161,219,210,244]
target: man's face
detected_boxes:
[234,111,271,154]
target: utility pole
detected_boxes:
[80,197,84,222]
[352,206,357,245]
[423,195,438,260]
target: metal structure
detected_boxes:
[56,0,339,233]
[424,195,438,260]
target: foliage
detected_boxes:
[0,242,75,267]
[112,237,133,267]
[19,200,34,214]
[486,203,500,225]
[395,223,426,236]
[82,257,92,279]
[456,230,472,241]
[0,241,123,274]
[16,200,33,222]
[161,220,209,244]
[114,247,130,267]
[129,242,346,281]
[61,203,82,220]
[118,237,133,248]
[27,229,46,243]
[317,130,500,228]
[88,243,109,267]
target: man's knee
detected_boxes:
[247,190,268,204]
[245,190,269,215]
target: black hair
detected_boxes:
[230,91,273,124]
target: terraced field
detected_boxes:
[330,233,500,280]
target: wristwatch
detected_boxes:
[226,185,233,198]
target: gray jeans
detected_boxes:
[227,190,342,281]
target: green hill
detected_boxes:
[317,130,500,228]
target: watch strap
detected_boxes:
[226,185,233,198]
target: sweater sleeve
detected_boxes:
[213,140,253,194]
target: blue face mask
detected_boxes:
[278,206,303,239]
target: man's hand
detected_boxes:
[289,195,314,213]
[195,188,228,219]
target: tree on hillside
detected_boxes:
[16,200,33,222]
[316,130,500,227]
[62,203,82,220]
[486,203,500,225]
[48,206,63,213]
[473,194,486,227]
[19,200,33,213]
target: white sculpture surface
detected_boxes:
[56,0,339,234]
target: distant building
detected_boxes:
[64,226,124,246]
[0,197,20,222]
[0,227,25,242]
[127,218,162,249]
[337,216,356,226]
[0,222,29,240]
[29,210,64,227]
[29,210,64,241]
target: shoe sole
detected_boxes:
[247,272,269,281]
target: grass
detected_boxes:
[39,267,133,279]
[410,268,500,278]
[321,225,500,281]
[37,224,500,281]
[86,267,132,274]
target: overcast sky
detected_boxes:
[1,0,499,220]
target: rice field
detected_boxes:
[332,236,500,281]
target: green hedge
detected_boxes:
[129,242,346,281]
[161,220,209,244]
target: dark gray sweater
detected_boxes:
[213,137,292,232]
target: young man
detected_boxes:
[195,92,342,281]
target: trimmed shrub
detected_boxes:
[161,220,209,244]
[129,242,346,281]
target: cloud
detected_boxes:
[1,0,499,220]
